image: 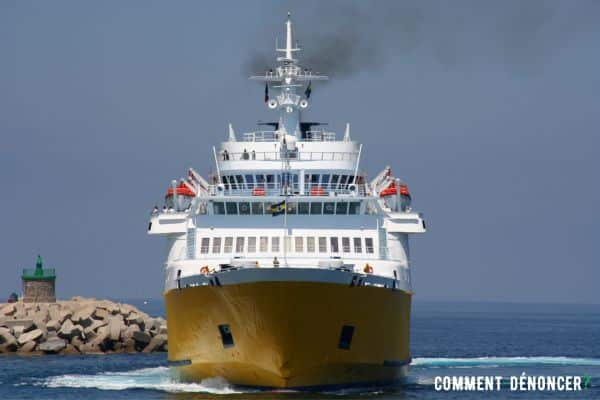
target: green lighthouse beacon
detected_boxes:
[21,255,56,303]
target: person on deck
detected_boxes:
[273,257,280,268]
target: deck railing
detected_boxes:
[208,182,368,197]
[242,130,336,142]
[218,150,357,162]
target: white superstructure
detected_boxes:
[148,13,426,296]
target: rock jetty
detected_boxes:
[0,297,167,355]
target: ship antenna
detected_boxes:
[250,13,327,138]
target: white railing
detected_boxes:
[218,150,357,162]
[208,182,368,197]
[242,130,336,142]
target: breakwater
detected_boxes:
[0,297,167,355]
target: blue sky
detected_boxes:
[2,1,599,303]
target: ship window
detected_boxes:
[286,202,297,215]
[338,325,354,350]
[318,237,327,253]
[310,202,322,215]
[239,202,250,215]
[248,237,257,253]
[311,174,319,185]
[340,175,349,188]
[307,237,315,252]
[224,237,233,253]
[353,238,362,253]
[226,202,238,215]
[218,324,234,348]
[222,176,230,190]
[284,237,292,252]
[295,237,304,253]
[271,237,280,252]
[348,202,360,215]
[264,202,272,215]
[324,202,335,215]
[260,236,268,252]
[298,202,309,214]
[336,202,348,215]
[330,237,339,253]
[332,174,340,188]
[342,237,351,253]
[200,238,210,254]
[322,174,331,187]
[235,175,244,189]
[235,237,245,253]
[213,202,225,215]
[256,174,265,187]
[251,202,263,215]
[266,174,275,189]
[227,175,236,189]
[245,174,254,189]
[212,237,222,254]
[365,238,374,254]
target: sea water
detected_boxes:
[1,300,599,399]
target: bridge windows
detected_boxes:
[342,237,351,253]
[239,202,251,215]
[307,237,315,252]
[247,237,257,253]
[260,236,268,252]
[235,237,245,253]
[353,237,362,254]
[348,202,360,215]
[365,238,374,254]
[224,237,233,253]
[245,174,255,189]
[200,238,210,254]
[330,237,339,253]
[213,202,225,215]
[192,234,376,258]
[251,202,264,215]
[323,202,335,215]
[336,202,348,215]
[226,202,238,215]
[271,237,280,252]
[297,202,309,214]
[295,237,304,253]
[310,202,322,215]
[318,237,327,253]
[212,237,222,254]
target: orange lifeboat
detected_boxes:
[165,182,196,198]
[379,182,410,198]
[252,187,266,196]
[310,186,326,196]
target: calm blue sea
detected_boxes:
[1,300,599,399]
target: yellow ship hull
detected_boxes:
[164,281,411,389]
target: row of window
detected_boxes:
[195,236,375,255]
[212,201,362,215]
[221,173,358,190]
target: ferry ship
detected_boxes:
[148,14,426,389]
